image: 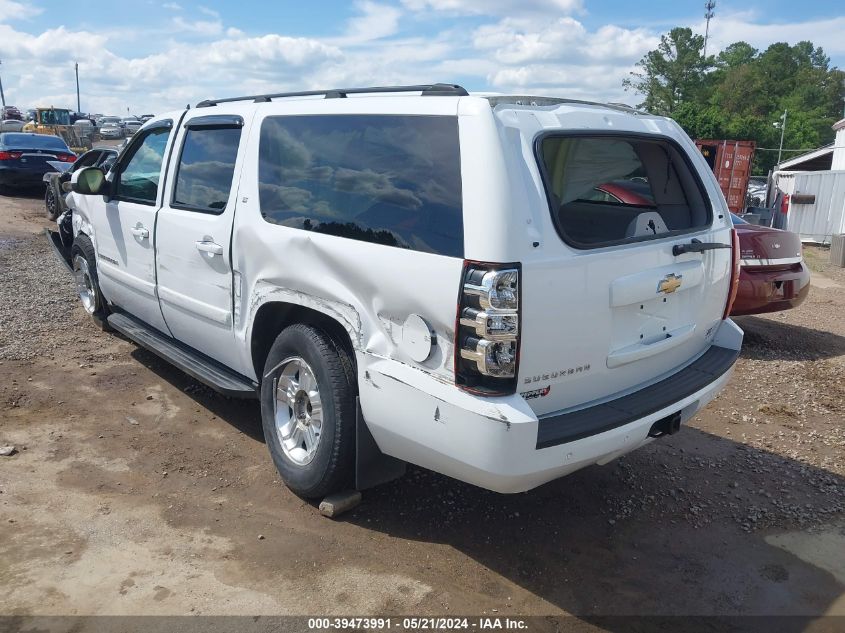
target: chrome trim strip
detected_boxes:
[740,256,802,267]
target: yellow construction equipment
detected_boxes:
[22,107,90,153]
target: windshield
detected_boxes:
[40,110,71,125]
[1,133,70,150]
[101,118,120,125]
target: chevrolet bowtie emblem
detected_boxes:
[657,273,683,294]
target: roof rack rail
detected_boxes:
[195,83,469,108]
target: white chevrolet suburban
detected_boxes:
[47,83,743,498]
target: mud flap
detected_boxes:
[45,228,73,273]
[355,397,406,490]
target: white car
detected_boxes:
[52,83,743,498]
[0,119,26,132]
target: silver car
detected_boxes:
[123,120,143,136]
[98,117,123,139]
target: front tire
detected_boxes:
[260,324,356,499]
[70,234,109,322]
[45,185,60,221]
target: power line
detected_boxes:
[756,147,842,152]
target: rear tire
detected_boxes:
[260,324,357,499]
[70,234,110,322]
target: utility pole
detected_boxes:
[776,109,788,166]
[0,59,6,109]
[75,62,81,113]
[703,1,716,58]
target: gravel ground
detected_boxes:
[0,237,87,361]
[1,193,844,619]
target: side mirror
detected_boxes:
[71,167,106,195]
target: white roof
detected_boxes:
[776,144,834,170]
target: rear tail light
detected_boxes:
[780,194,790,214]
[57,153,76,163]
[723,228,740,319]
[0,151,22,160]
[455,261,521,395]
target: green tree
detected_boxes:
[623,27,714,115]
[627,32,845,175]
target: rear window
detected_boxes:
[537,135,711,248]
[258,114,463,258]
[1,133,69,150]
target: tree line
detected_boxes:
[624,27,845,174]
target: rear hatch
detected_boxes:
[505,108,733,417]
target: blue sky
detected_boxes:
[1,0,843,116]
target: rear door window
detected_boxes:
[258,114,463,258]
[537,135,711,248]
[173,125,242,213]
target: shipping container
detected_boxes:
[695,139,756,213]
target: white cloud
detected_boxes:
[402,0,583,17]
[691,12,845,57]
[0,20,343,114]
[162,2,182,10]
[0,0,42,19]
[0,3,842,118]
[339,1,403,44]
[172,16,223,36]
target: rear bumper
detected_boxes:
[0,165,49,186]
[359,319,742,493]
[731,262,810,316]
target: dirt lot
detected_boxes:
[1,190,844,624]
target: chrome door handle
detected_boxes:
[195,240,223,255]
[130,225,149,239]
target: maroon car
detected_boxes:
[729,213,809,316]
[592,181,810,317]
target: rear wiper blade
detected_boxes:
[672,238,731,256]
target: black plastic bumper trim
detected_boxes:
[535,345,739,449]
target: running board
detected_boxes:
[107,313,258,398]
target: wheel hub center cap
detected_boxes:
[294,391,310,425]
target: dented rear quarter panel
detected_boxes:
[230,97,467,388]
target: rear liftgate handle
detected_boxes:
[673,238,731,256]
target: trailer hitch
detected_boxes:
[648,411,682,438]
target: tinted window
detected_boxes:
[117,127,170,204]
[538,135,710,247]
[173,126,241,212]
[258,115,463,257]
